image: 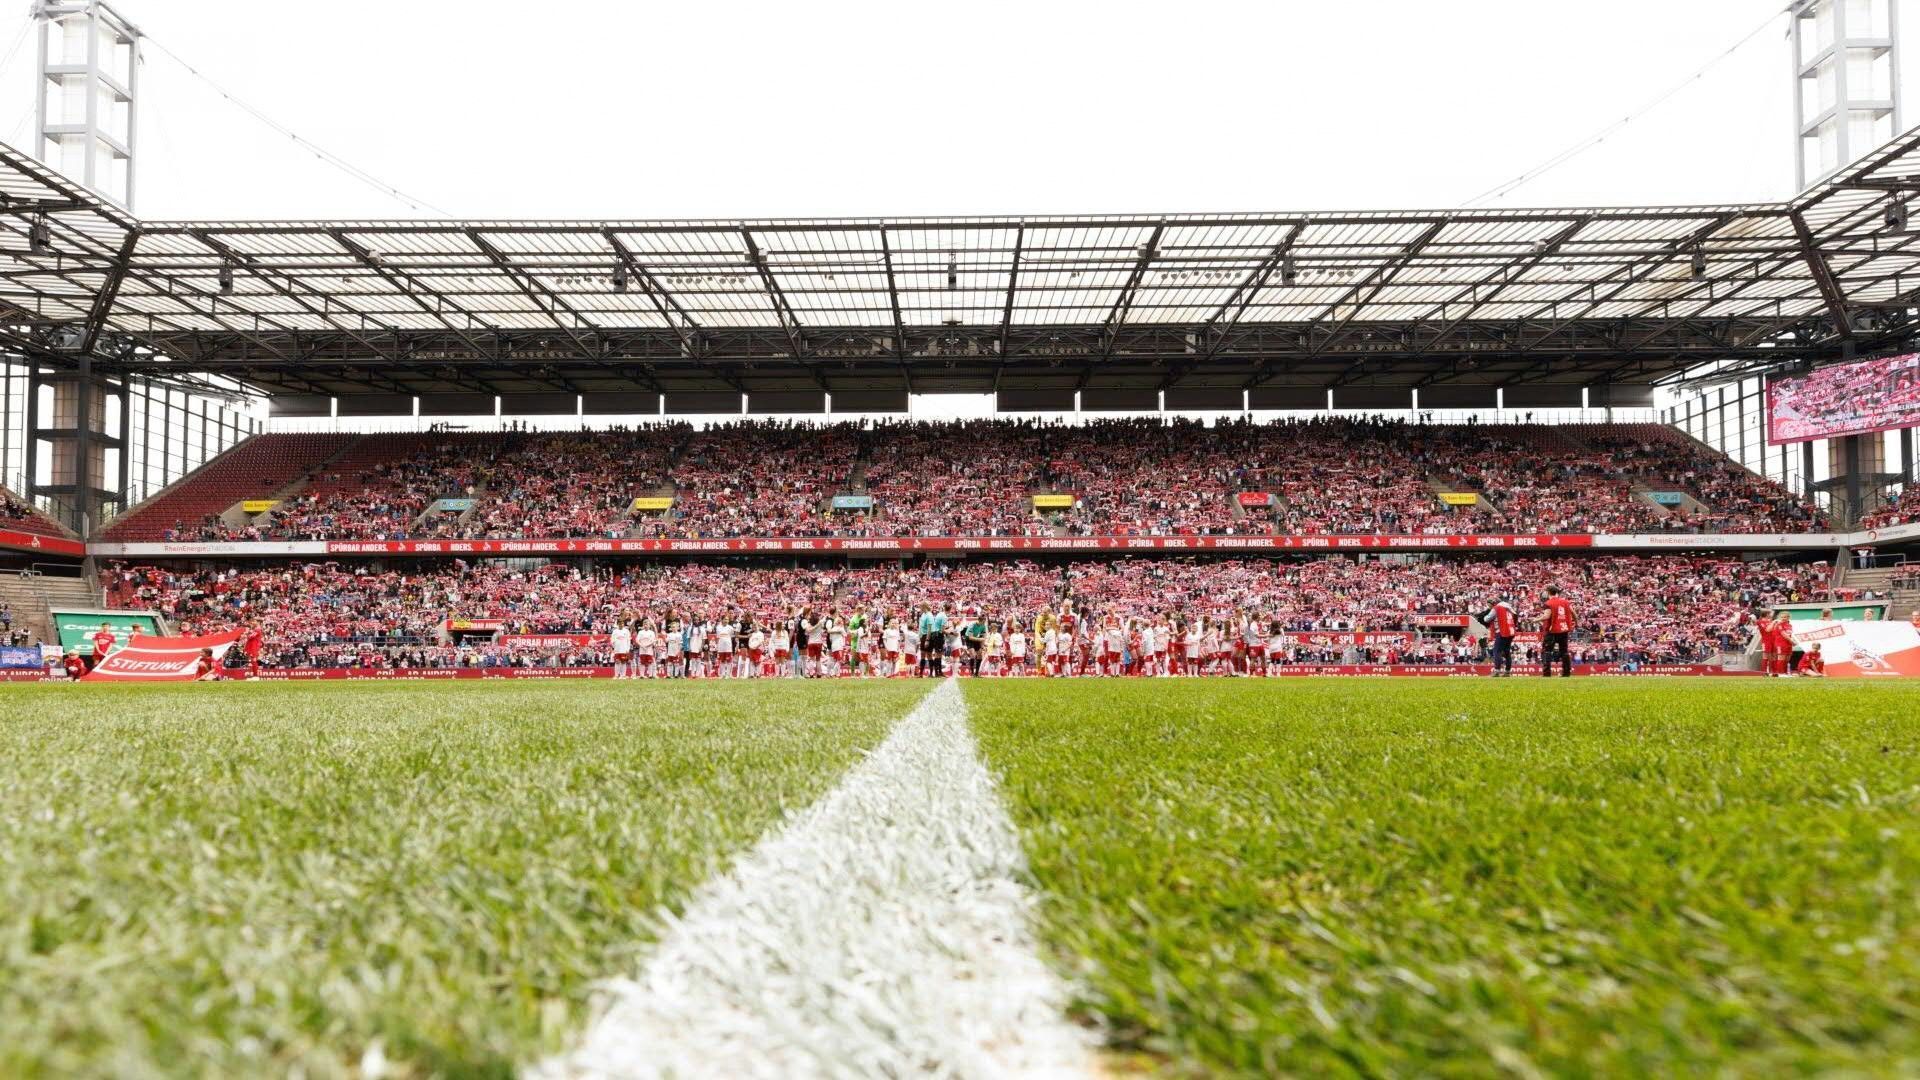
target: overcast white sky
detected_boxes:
[3,0,1913,221]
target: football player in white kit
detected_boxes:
[881,618,903,677]
[635,619,658,678]
[610,620,633,679]
[710,618,729,676]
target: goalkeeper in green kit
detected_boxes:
[847,610,868,676]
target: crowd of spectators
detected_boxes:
[1861,486,1920,530]
[666,421,857,538]
[1063,555,1828,664]
[170,417,1838,543]
[102,552,1828,671]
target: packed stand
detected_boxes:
[666,421,858,537]
[1860,486,1920,530]
[149,418,1829,543]
[858,420,1058,536]
[104,552,1826,674]
[465,428,683,539]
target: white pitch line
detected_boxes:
[531,679,1098,1080]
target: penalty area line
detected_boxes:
[530,678,1097,1079]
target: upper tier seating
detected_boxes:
[0,486,75,539]
[102,433,355,541]
[103,418,1834,542]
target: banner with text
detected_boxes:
[1785,619,1920,677]
[81,628,242,682]
[52,610,160,655]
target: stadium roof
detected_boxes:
[7,128,1920,405]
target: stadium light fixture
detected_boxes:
[1280,256,1298,286]
[1887,199,1909,232]
[27,216,50,253]
[946,256,957,290]
[613,262,629,292]
[1690,248,1706,281]
[218,260,235,294]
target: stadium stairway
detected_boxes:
[0,570,98,649]
[1834,564,1917,617]
[1626,480,1690,522]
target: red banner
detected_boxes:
[80,628,242,682]
[1410,613,1473,628]
[445,618,506,632]
[0,528,84,557]
[1235,492,1275,507]
[321,533,1595,556]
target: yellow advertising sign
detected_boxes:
[1438,492,1479,506]
[1031,493,1076,509]
[240,499,279,513]
[631,496,675,511]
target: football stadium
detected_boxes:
[5,1,1920,1075]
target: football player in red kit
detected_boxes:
[1757,608,1792,677]
[1797,642,1826,677]
[1540,586,1575,677]
[1754,609,1778,676]
[241,623,265,679]
[88,623,116,672]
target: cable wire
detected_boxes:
[1461,8,1784,207]
[139,32,452,216]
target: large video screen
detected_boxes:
[1767,352,1920,443]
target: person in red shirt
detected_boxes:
[241,623,265,680]
[1485,596,1517,677]
[62,650,87,681]
[1754,609,1779,676]
[1797,642,1825,677]
[1540,586,1575,678]
[88,623,116,672]
[1771,610,1795,677]
[195,647,222,681]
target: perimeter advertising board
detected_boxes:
[51,610,161,655]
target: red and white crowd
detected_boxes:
[1860,486,1920,530]
[101,553,1829,674]
[132,418,1841,545]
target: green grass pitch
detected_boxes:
[967,678,1920,1076]
[0,679,923,1078]
[5,677,1920,1076]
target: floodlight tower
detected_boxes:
[31,0,140,210]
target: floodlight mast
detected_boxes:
[32,0,140,210]
[1790,0,1901,192]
